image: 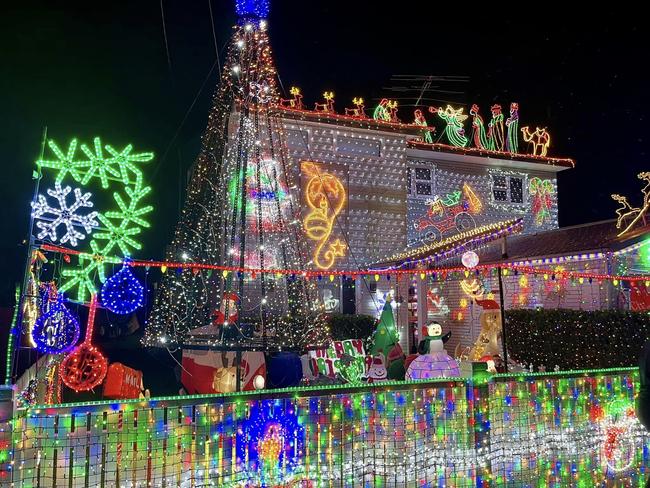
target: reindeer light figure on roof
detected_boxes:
[344,97,365,118]
[314,91,335,113]
[279,86,304,110]
[612,172,650,236]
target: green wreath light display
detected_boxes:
[36,137,154,302]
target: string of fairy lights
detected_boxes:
[39,241,650,284]
[4,2,650,487]
[8,369,645,486]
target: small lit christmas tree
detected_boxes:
[369,299,400,357]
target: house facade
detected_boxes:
[271,105,575,351]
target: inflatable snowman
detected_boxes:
[405,322,460,380]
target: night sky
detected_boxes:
[1,1,647,305]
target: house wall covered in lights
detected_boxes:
[272,109,571,351]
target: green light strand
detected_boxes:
[5,286,20,385]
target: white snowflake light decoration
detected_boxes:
[32,183,99,246]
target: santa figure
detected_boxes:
[187,291,240,338]
[365,354,388,383]
[212,291,239,325]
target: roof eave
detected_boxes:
[408,143,574,172]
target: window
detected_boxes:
[414,168,432,181]
[509,177,523,203]
[415,182,432,196]
[409,165,435,197]
[492,175,508,201]
[491,174,525,204]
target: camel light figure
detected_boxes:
[521,126,551,156]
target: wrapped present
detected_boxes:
[103,363,143,399]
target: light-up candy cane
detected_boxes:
[60,293,108,391]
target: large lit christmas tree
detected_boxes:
[144,0,328,350]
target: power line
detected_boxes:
[207,0,222,75]
[159,0,173,72]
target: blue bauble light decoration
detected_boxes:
[32,297,80,354]
[101,262,145,315]
[235,0,270,18]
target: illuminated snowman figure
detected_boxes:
[406,322,459,380]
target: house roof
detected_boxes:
[446,219,650,267]
[375,219,650,270]
[408,141,575,170]
[374,219,524,268]
[271,105,424,135]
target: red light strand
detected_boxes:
[38,243,650,284]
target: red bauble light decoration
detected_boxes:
[60,294,108,392]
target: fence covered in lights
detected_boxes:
[1,368,647,487]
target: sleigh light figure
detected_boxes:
[414,183,482,243]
